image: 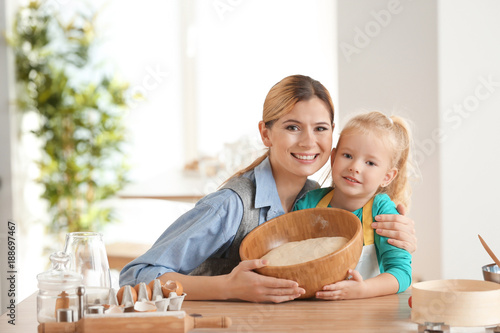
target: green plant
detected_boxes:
[8,0,130,234]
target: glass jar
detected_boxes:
[37,251,83,323]
[63,232,111,305]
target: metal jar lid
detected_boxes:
[57,308,73,322]
[87,305,104,314]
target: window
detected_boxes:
[94,0,337,183]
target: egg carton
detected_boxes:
[101,280,186,315]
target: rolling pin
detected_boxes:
[38,314,232,333]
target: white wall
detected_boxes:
[1,0,39,314]
[337,0,500,282]
[0,0,13,313]
[438,0,500,279]
[337,0,441,281]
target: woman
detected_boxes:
[119,75,417,303]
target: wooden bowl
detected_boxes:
[411,279,500,327]
[239,207,363,299]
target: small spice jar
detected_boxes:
[37,251,83,323]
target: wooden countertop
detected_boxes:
[1,291,420,332]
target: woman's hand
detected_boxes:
[315,270,368,300]
[372,204,417,253]
[225,259,305,303]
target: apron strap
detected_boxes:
[315,189,375,246]
[316,190,334,208]
[362,197,375,246]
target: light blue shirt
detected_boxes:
[119,157,310,286]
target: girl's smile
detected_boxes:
[342,175,361,184]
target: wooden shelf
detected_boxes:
[106,242,151,270]
[118,171,224,202]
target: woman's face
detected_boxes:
[260,97,334,181]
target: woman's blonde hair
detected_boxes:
[228,75,334,180]
[337,111,415,209]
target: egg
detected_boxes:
[162,280,183,297]
[147,279,157,291]
[134,282,152,301]
[148,279,164,301]
[134,301,156,312]
[116,285,137,305]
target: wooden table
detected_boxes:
[1,291,421,332]
[5,290,500,332]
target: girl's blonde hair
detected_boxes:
[338,111,415,209]
[227,75,334,181]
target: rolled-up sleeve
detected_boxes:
[119,189,244,286]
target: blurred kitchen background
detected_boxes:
[1,0,499,312]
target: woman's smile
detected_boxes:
[291,153,319,162]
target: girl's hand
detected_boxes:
[315,270,368,300]
[225,259,305,303]
[373,204,417,253]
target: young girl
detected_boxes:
[294,111,414,300]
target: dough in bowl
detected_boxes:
[261,236,349,266]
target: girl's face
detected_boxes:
[331,131,397,202]
[260,97,333,181]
